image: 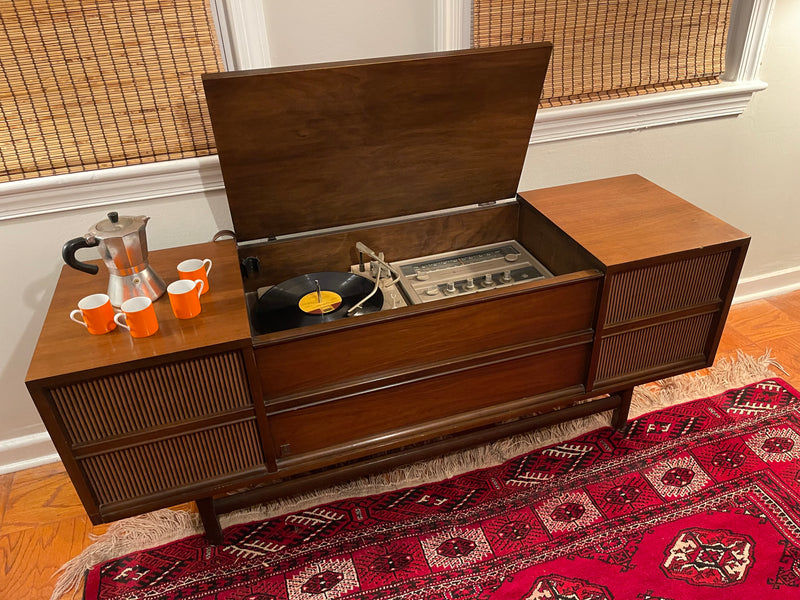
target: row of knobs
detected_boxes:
[423,270,514,296]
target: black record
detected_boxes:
[254,272,383,334]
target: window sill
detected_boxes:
[531,79,768,144]
[0,156,224,221]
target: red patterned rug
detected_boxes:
[84,378,800,599]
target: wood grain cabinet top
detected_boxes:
[518,175,749,269]
[26,240,250,384]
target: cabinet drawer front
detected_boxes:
[50,351,252,445]
[257,276,598,400]
[605,250,733,325]
[269,342,590,461]
[595,312,715,385]
[80,420,263,506]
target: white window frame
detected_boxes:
[0,0,774,221]
[210,0,270,71]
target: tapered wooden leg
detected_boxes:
[611,387,633,430]
[196,497,223,545]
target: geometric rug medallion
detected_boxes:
[84,379,800,599]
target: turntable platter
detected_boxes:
[253,272,383,334]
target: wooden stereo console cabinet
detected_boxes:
[26,175,748,542]
[26,47,748,541]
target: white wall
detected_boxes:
[264,0,435,64]
[1,0,798,472]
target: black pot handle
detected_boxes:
[62,237,100,275]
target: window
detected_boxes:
[0,0,223,184]
[437,0,774,143]
[473,0,731,108]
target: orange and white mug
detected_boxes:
[69,293,117,335]
[168,279,204,319]
[113,297,159,338]
[177,258,212,295]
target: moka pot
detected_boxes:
[62,212,167,307]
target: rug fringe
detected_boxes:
[50,509,201,600]
[52,350,785,599]
[631,349,785,417]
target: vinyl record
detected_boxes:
[254,272,383,334]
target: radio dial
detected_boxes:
[415,270,429,281]
[425,286,439,296]
[505,253,520,262]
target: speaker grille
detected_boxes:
[605,251,732,325]
[81,420,263,505]
[51,351,252,445]
[596,313,714,383]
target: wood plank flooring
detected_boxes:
[2,289,799,599]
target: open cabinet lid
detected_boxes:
[202,43,552,243]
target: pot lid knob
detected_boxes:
[91,212,149,236]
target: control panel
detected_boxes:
[352,240,552,308]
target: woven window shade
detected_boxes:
[0,0,223,183]
[473,0,732,108]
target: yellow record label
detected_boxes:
[298,290,343,314]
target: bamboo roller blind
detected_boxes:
[474,0,732,108]
[0,0,223,183]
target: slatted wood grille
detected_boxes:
[605,251,733,325]
[596,312,714,382]
[50,351,251,445]
[473,0,732,108]
[81,420,262,505]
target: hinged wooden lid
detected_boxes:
[202,43,552,242]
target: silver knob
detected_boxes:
[483,274,495,287]
[465,277,475,290]
[502,270,513,282]
[445,281,457,294]
[425,286,439,296]
[416,270,429,281]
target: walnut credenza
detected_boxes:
[26,176,749,542]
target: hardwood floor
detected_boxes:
[2,289,799,599]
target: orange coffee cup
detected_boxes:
[69,293,117,335]
[168,279,204,319]
[177,258,212,295]
[113,297,159,338]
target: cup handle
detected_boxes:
[203,258,212,276]
[69,309,87,327]
[114,312,130,330]
[195,279,204,297]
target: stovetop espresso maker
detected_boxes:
[62,211,167,307]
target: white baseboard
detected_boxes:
[734,265,800,304]
[0,432,59,475]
